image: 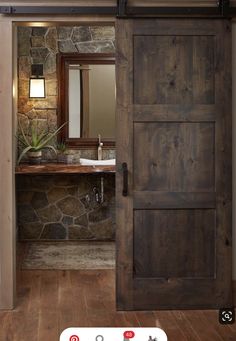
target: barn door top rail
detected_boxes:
[0,0,236,17]
[118,0,234,18]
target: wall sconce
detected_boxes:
[29,64,45,98]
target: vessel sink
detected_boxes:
[80,158,116,166]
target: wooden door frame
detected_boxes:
[0,14,115,310]
[0,16,16,310]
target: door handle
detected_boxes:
[122,162,128,196]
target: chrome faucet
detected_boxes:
[98,134,103,160]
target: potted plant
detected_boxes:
[56,141,74,164]
[17,120,67,165]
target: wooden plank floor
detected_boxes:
[0,270,235,341]
[0,245,235,341]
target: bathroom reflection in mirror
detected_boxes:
[58,53,115,148]
[69,64,115,139]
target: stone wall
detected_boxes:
[18,25,115,159]
[17,25,116,241]
[17,174,115,240]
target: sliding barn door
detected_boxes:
[116,19,232,310]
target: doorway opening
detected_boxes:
[16,22,116,293]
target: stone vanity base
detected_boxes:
[16,174,115,241]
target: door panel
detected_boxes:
[116,19,232,310]
[134,209,216,278]
[134,35,215,105]
[133,122,215,192]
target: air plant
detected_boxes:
[56,140,67,154]
[17,120,67,164]
[56,140,74,164]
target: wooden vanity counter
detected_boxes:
[15,163,116,175]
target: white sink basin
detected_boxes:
[80,158,116,166]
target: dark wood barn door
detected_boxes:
[116,19,232,310]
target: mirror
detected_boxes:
[58,53,115,148]
[68,64,115,139]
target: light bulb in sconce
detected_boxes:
[29,64,45,99]
[29,78,45,98]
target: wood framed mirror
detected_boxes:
[58,53,116,148]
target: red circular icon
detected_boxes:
[124,331,135,339]
[69,336,79,341]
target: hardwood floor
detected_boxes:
[0,244,235,341]
[0,270,235,341]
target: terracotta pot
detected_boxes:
[27,150,42,165]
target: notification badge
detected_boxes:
[124,330,135,340]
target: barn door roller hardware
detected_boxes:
[219,0,230,16]
[117,0,128,17]
[0,0,236,17]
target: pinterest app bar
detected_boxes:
[60,328,168,341]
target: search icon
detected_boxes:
[95,336,104,341]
